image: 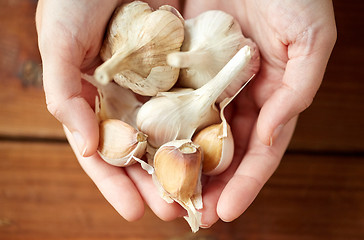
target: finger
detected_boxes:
[217,116,297,222]
[43,57,99,157]
[144,0,181,9]
[125,164,185,221]
[257,28,336,146]
[64,126,145,221]
[199,96,257,227]
[183,0,217,18]
[198,177,224,228]
[38,27,99,157]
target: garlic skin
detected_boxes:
[94,1,185,96]
[137,46,252,148]
[153,139,202,232]
[82,74,141,128]
[193,123,234,175]
[98,119,147,167]
[136,88,220,148]
[167,10,260,102]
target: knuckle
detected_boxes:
[46,99,62,121]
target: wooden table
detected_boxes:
[1,1,363,239]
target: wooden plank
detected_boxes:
[1,0,363,151]
[0,0,65,139]
[1,141,363,239]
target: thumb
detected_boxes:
[257,34,336,146]
[41,48,99,157]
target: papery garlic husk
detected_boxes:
[193,123,234,175]
[82,74,142,128]
[94,1,185,96]
[98,119,147,167]
[192,71,255,175]
[137,46,252,148]
[153,139,203,232]
[167,10,260,102]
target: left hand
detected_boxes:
[182,0,336,227]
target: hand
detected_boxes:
[183,0,337,227]
[36,0,185,221]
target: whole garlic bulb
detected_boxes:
[94,1,185,96]
[98,119,147,167]
[137,46,252,148]
[167,10,260,102]
[153,139,202,233]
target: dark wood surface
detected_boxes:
[1,0,364,239]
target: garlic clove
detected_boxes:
[193,74,254,175]
[193,123,234,175]
[114,65,179,96]
[154,140,202,202]
[94,1,184,96]
[98,119,147,167]
[167,10,260,102]
[136,90,220,148]
[153,139,202,232]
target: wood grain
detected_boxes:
[1,141,363,240]
[0,0,363,151]
[0,0,65,139]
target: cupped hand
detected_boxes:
[183,0,336,227]
[36,0,185,222]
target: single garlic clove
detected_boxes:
[193,123,234,175]
[167,10,260,102]
[98,119,147,167]
[154,140,202,202]
[153,139,202,232]
[94,1,185,96]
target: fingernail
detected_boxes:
[72,131,87,156]
[270,124,284,147]
[200,223,211,229]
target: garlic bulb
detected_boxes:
[153,139,202,232]
[82,73,141,128]
[94,1,185,96]
[98,119,147,167]
[193,123,234,175]
[137,46,252,148]
[167,10,260,102]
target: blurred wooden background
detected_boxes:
[1,0,363,239]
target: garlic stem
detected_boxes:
[194,45,251,106]
[94,50,131,85]
[167,50,211,68]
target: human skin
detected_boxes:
[36,0,336,228]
